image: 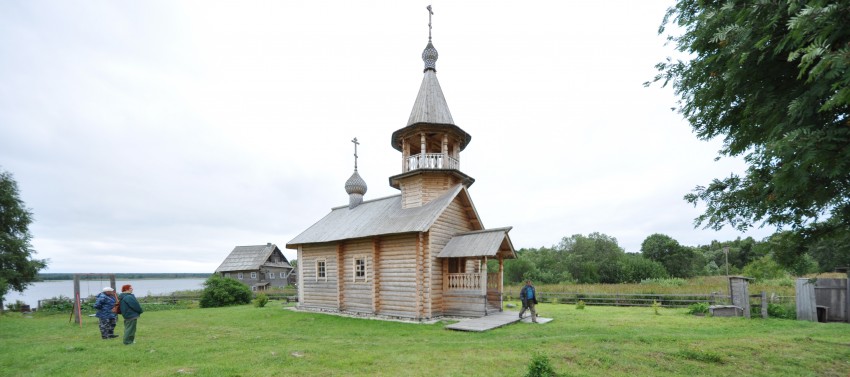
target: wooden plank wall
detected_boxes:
[430,196,476,316]
[815,278,848,322]
[796,278,817,321]
[399,174,462,209]
[376,234,418,318]
[300,244,338,310]
[340,239,374,314]
[443,292,486,317]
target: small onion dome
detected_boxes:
[345,170,367,195]
[422,41,438,72]
[345,170,367,209]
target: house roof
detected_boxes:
[437,227,516,259]
[287,184,471,248]
[215,243,292,273]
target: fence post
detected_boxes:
[761,291,768,319]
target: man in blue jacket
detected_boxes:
[519,279,538,323]
[118,284,144,345]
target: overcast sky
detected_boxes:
[0,1,777,273]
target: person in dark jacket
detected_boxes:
[93,287,119,339]
[519,279,538,323]
[118,284,144,345]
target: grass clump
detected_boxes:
[575,300,585,310]
[253,293,269,308]
[651,300,661,315]
[524,353,558,377]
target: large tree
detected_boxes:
[0,168,47,310]
[641,234,703,278]
[651,1,850,265]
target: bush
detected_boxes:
[576,300,585,310]
[651,300,661,315]
[200,275,252,308]
[5,300,27,311]
[38,296,74,313]
[687,302,709,315]
[524,353,558,377]
[253,293,269,308]
[768,302,796,319]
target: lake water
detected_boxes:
[4,278,207,309]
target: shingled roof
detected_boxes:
[215,243,292,272]
[437,227,516,259]
[287,184,478,248]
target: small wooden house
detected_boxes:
[215,243,295,290]
[286,24,516,320]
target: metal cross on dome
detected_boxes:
[351,137,360,170]
[427,5,433,42]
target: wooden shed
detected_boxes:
[286,24,516,320]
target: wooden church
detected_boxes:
[286,9,516,320]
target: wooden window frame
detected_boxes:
[250,272,258,279]
[316,259,327,282]
[353,255,367,283]
[268,272,275,279]
[237,272,244,280]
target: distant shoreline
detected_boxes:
[37,273,213,281]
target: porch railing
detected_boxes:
[448,273,481,290]
[405,153,459,172]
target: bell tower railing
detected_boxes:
[405,153,459,172]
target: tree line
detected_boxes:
[502,231,849,285]
[36,273,212,281]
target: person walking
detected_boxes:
[93,287,119,339]
[118,284,144,345]
[519,279,538,323]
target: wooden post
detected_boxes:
[761,291,768,319]
[337,244,345,311]
[481,257,488,315]
[420,132,426,155]
[498,256,504,312]
[72,275,81,325]
[401,138,408,172]
[372,237,380,314]
[297,247,304,306]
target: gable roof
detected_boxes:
[287,184,475,248]
[215,243,292,273]
[437,227,516,259]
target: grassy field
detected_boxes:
[1,300,848,377]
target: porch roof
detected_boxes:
[437,227,516,259]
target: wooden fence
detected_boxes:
[503,289,795,308]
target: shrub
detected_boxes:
[768,302,796,319]
[687,302,709,315]
[524,353,558,377]
[5,300,27,311]
[253,293,269,308]
[38,296,74,313]
[651,300,661,315]
[576,300,585,310]
[200,275,252,308]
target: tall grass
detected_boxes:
[1,301,849,376]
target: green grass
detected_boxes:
[1,301,849,377]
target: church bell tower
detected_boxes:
[389,5,474,209]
